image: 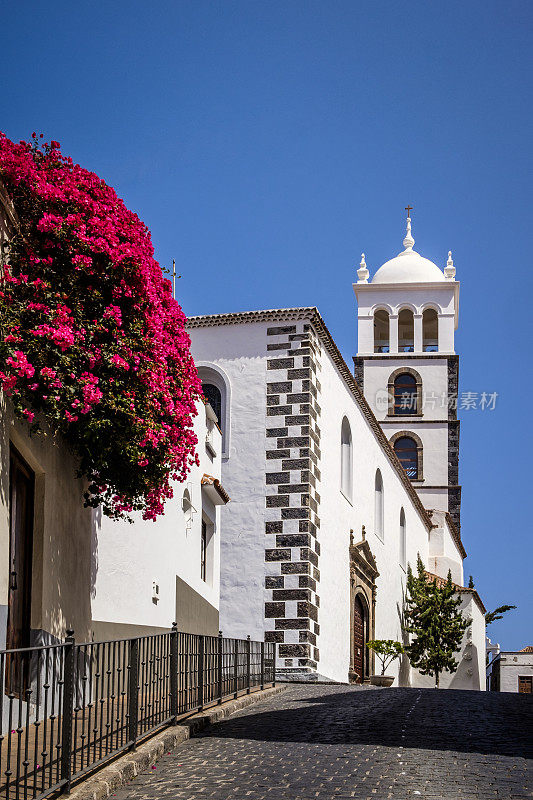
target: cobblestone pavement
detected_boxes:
[113,684,533,799]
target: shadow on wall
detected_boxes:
[396,592,410,687]
[203,687,533,760]
[4,412,97,646]
[36,449,94,644]
[449,642,479,690]
[90,506,100,601]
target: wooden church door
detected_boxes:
[353,595,365,683]
[6,447,34,692]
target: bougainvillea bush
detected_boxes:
[0,132,201,520]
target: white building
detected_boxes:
[187,215,486,688]
[91,399,228,640]
[487,646,533,693]
[353,216,461,535]
[0,189,227,653]
[1,388,227,650]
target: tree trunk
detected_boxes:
[435,671,440,688]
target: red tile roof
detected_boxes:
[425,571,486,614]
[201,474,230,504]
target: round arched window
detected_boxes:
[202,383,222,428]
[340,417,353,500]
[393,373,417,415]
[394,436,418,479]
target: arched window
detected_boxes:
[374,469,384,540]
[393,373,418,415]
[399,508,406,569]
[340,417,353,500]
[398,308,414,352]
[393,436,418,479]
[423,308,439,352]
[202,383,221,424]
[197,364,230,458]
[374,310,390,353]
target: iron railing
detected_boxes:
[0,627,275,800]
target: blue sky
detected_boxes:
[2,1,531,650]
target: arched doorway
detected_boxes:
[353,594,368,683]
[349,528,378,684]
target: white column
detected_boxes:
[357,314,374,355]
[389,314,398,353]
[438,314,455,353]
[414,313,423,353]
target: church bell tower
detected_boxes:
[353,213,461,530]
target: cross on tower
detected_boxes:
[405,205,413,218]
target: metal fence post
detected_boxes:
[127,637,139,749]
[60,629,75,794]
[246,635,251,694]
[217,631,223,705]
[198,635,204,711]
[272,643,276,687]
[170,623,179,723]
[260,641,265,691]
[233,639,239,699]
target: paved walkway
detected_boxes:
[113,684,533,800]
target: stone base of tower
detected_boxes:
[275,668,339,684]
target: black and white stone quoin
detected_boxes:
[265,322,322,676]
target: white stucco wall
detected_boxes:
[0,399,94,643]
[316,343,432,684]
[353,283,458,356]
[427,510,464,586]
[189,323,268,641]
[187,309,483,689]
[189,316,442,685]
[91,403,222,634]
[363,358,450,422]
[411,593,485,690]
[495,653,533,693]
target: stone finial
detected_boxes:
[357,252,369,283]
[361,524,366,541]
[403,216,415,251]
[350,529,354,546]
[444,250,456,280]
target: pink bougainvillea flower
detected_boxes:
[0,131,201,519]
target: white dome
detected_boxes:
[372,249,445,284]
[367,217,446,284]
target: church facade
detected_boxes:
[187,217,486,689]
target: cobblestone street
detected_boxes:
[113,684,533,799]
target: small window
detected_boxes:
[518,676,532,694]
[202,384,222,427]
[399,508,406,569]
[198,364,230,458]
[398,309,414,352]
[200,520,207,582]
[394,373,418,415]
[394,436,418,479]
[374,310,390,353]
[423,309,439,352]
[340,417,353,500]
[375,469,384,539]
